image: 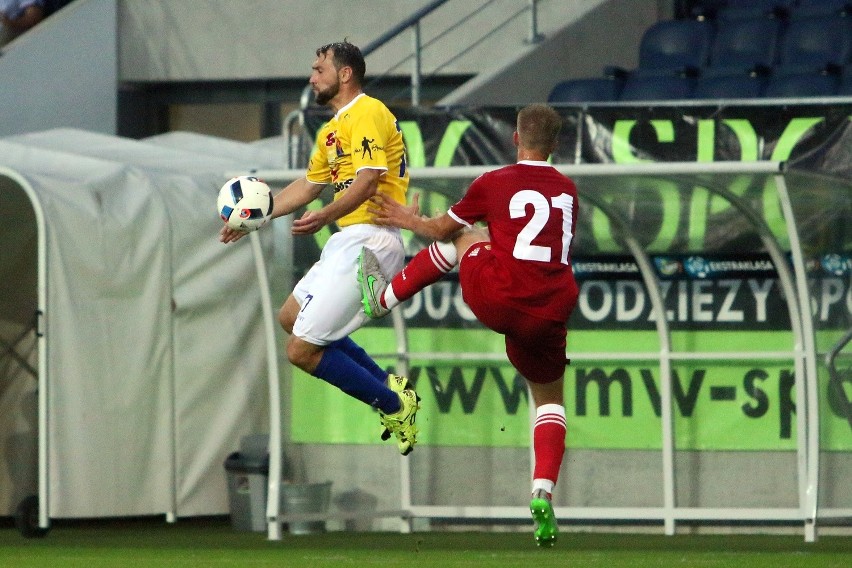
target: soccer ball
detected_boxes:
[217,176,273,232]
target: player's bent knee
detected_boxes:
[286,336,324,373]
[526,377,565,407]
[454,228,489,256]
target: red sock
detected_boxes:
[384,241,457,306]
[532,404,566,488]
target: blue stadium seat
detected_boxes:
[778,14,852,71]
[693,72,766,99]
[547,77,624,103]
[619,73,696,101]
[707,16,782,74]
[636,19,714,75]
[763,70,839,98]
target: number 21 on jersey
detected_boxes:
[509,189,574,265]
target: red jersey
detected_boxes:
[448,161,579,322]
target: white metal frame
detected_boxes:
[1,168,50,532]
[246,161,833,542]
[246,231,285,540]
[775,176,821,541]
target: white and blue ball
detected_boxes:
[217,176,273,232]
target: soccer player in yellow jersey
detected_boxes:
[220,41,419,455]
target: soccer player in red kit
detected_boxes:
[357,103,578,547]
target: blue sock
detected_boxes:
[328,337,388,384]
[314,345,401,414]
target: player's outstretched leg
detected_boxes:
[357,247,390,319]
[379,388,420,455]
[530,489,557,547]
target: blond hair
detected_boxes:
[516,104,562,156]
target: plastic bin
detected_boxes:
[223,435,330,534]
[223,451,269,532]
[335,488,378,532]
[280,481,332,535]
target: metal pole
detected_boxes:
[248,229,284,541]
[392,308,414,532]
[775,175,821,542]
[412,21,422,107]
[527,0,544,44]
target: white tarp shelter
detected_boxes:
[0,129,285,524]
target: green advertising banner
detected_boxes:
[290,328,852,451]
[290,247,852,451]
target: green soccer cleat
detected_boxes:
[380,388,420,456]
[357,247,391,319]
[530,489,557,547]
[380,375,412,441]
[387,374,409,392]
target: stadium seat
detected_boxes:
[635,19,714,76]
[619,73,696,101]
[547,77,624,103]
[762,70,839,98]
[707,15,782,74]
[693,72,766,99]
[778,14,852,72]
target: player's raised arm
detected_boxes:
[292,169,380,235]
[369,193,462,242]
[272,177,326,221]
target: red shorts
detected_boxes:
[459,243,568,384]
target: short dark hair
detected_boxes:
[517,104,562,156]
[316,41,366,85]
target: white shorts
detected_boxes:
[292,224,403,345]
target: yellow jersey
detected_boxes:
[306,94,409,227]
